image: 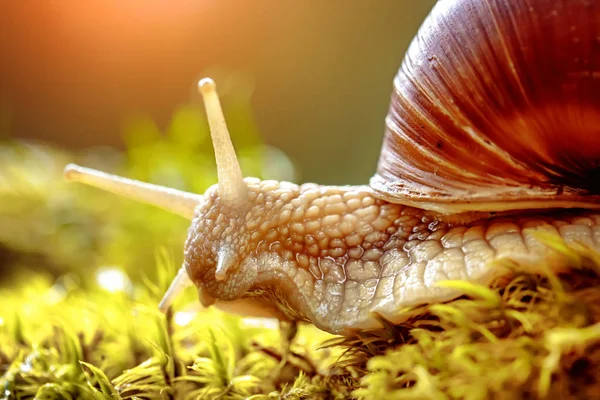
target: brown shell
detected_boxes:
[371,0,600,214]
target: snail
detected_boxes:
[64,0,600,335]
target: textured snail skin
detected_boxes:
[185,179,600,334]
[373,0,600,213]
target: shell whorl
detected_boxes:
[372,0,600,214]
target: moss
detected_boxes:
[2,140,600,399]
[3,237,600,399]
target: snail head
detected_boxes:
[64,78,292,318]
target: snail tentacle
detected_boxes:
[63,164,202,219]
[158,264,193,312]
[215,244,236,281]
[198,77,248,207]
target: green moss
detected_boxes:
[3,239,600,399]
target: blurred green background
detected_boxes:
[0,1,436,285]
[0,0,435,185]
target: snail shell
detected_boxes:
[372,0,600,213]
[65,0,600,335]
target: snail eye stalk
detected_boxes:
[198,77,248,207]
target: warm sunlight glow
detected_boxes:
[96,267,132,293]
[173,311,195,326]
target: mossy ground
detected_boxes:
[3,234,600,399]
[2,141,600,399]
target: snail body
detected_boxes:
[65,0,600,335]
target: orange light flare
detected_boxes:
[1,0,239,147]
